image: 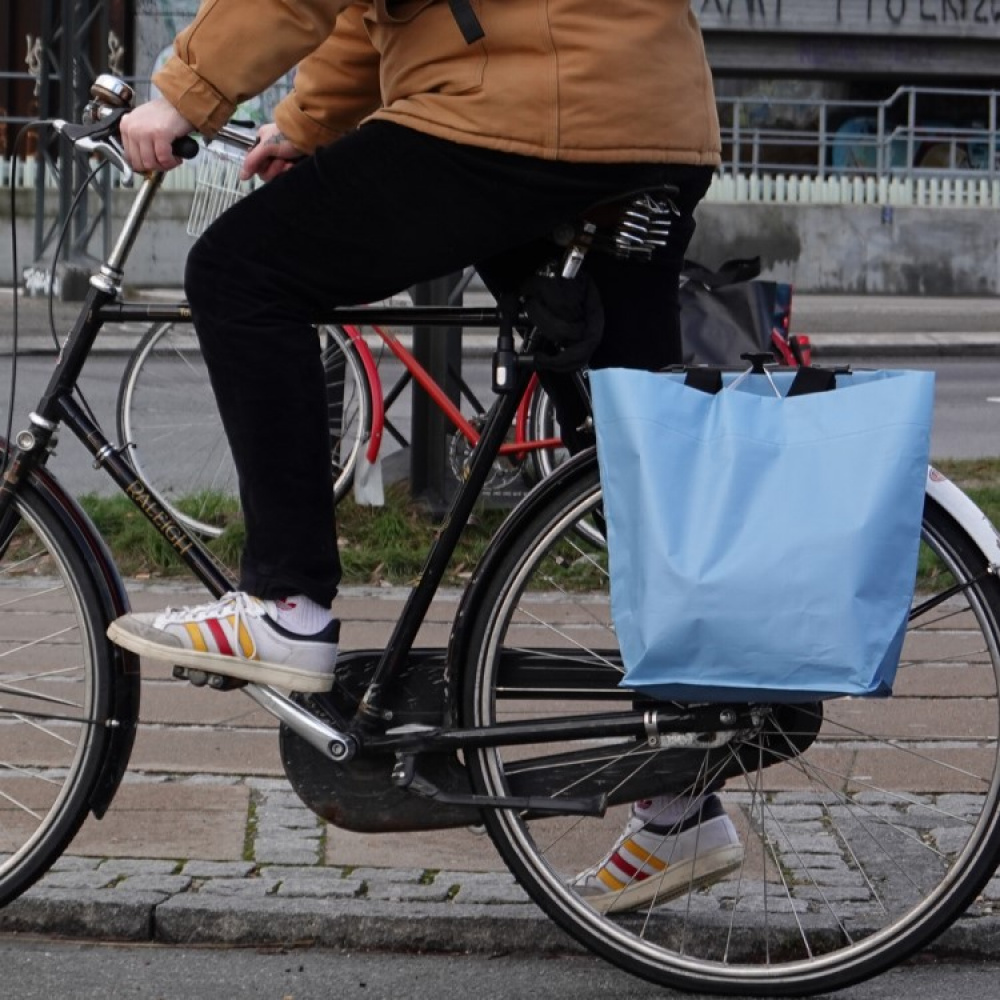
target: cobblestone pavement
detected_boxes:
[0,770,557,954]
[4,773,1000,959]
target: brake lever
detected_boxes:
[76,136,132,183]
[54,107,134,183]
[56,106,128,144]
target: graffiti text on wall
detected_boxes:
[697,0,1000,36]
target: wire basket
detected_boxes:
[186,140,258,237]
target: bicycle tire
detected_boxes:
[116,322,372,537]
[459,454,1000,996]
[0,483,116,906]
[522,379,569,485]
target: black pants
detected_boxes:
[186,121,712,606]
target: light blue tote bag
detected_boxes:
[590,365,935,703]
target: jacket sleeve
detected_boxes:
[152,0,355,136]
[273,4,382,153]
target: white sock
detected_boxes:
[633,792,707,829]
[271,594,334,636]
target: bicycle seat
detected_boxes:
[552,183,680,264]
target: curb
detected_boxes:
[806,331,1000,358]
[4,873,1000,963]
[5,330,1000,361]
[0,889,572,955]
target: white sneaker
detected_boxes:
[572,794,742,914]
[107,591,339,693]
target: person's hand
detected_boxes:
[119,97,194,172]
[242,123,305,182]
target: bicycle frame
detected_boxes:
[3,165,711,787]
[341,322,561,466]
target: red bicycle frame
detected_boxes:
[341,324,562,466]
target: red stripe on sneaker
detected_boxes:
[205,617,234,657]
[610,852,649,882]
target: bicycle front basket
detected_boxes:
[186,140,258,237]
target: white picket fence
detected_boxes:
[4,155,1000,210]
[707,171,1000,209]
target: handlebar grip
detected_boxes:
[172,136,200,160]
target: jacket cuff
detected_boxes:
[274,98,348,154]
[153,57,237,138]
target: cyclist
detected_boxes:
[107,0,739,912]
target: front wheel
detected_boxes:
[460,456,1000,996]
[0,482,117,905]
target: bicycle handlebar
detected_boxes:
[53,73,257,183]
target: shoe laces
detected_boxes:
[159,590,270,625]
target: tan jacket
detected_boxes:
[154,0,720,166]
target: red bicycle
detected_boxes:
[116,276,565,537]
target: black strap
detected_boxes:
[684,368,724,395]
[786,366,837,396]
[682,364,837,397]
[681,256,762,289]
[448,0,485,43]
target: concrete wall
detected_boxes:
[3,189,193,292]
[3,192,999,296]
[687,202,1000,297]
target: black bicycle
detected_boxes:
[3,75,1000,997]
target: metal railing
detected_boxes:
[719,85,999,181]
[5,83,1000,210]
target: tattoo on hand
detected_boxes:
[268,132,287,147]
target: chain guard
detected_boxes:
[280,650,481,832]
[280,650,824,833]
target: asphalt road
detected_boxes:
[3,350,999,500]
[823,352,1000,461]
[4,938,997,1000]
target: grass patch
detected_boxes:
[73,458,1000,590]
[77,481,508,587]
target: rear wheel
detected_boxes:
[0,486,114,905]
[117,322,372,536]
[461,457,1000,995]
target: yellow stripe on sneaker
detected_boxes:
[624,838,667,872]
[598,868,626,891]
[235,619,256,659]
[184,622,208,652]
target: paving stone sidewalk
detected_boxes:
[0,581,566,954]
[2,580,1000,962]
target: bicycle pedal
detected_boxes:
[172,664,246,691]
